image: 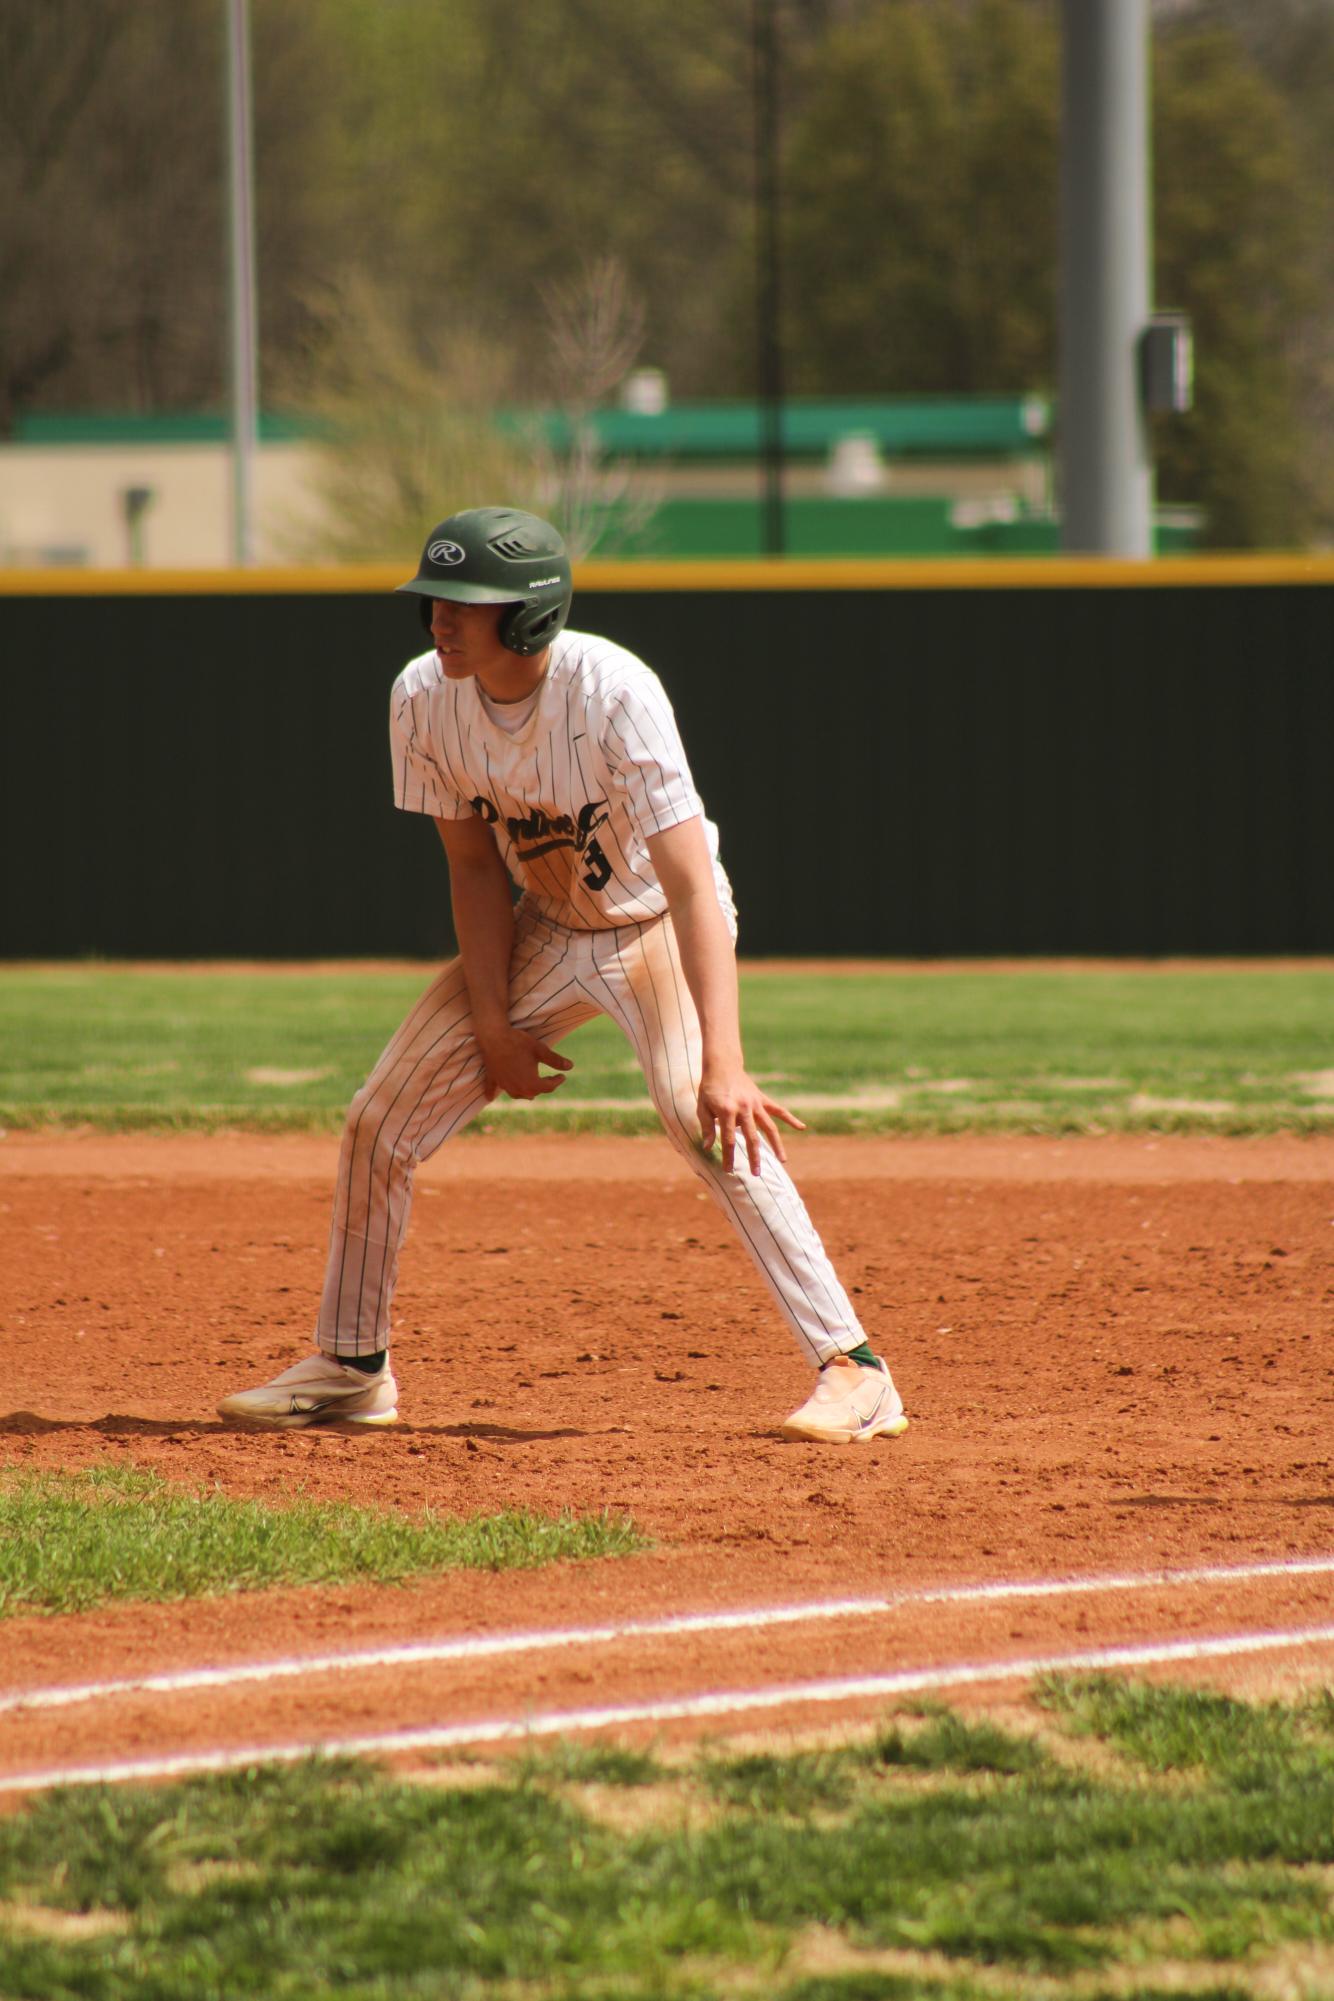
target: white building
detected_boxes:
[0,414,318,568]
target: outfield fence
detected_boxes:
[2,557,1330,958]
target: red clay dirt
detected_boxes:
[0,1131,1331,1784]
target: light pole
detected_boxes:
[753,0,785,557]
[1059,0,1153,556]
[225,0,259,566]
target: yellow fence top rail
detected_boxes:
[0,553,1331,596]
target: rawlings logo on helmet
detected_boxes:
[427,540,466,566]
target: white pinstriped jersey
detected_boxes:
[390,628,735,932]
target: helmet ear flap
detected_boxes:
[497,602,527,655]
[418,597,434,637]
[497,597,570,657]
[498,601,546,656]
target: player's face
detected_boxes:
[429,599,511,680]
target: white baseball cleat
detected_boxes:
[217,1352,398,1430]
[780,1356,908,1444]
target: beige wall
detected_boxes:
[0,442,319,568]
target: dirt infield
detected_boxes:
[0,1131,1331,1787]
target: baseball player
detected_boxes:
[219,506,907,1444]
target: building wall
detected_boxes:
[0,442,317,568]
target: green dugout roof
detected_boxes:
[11,412,314,446]
[13,395,1051,458]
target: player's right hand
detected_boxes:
[477,1027,573,1102]
[699,1068,805,1177]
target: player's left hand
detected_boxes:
[698,1069,806,1177]
[478,1026,573,1102]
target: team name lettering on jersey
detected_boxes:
[506,798,608,861]
[468,793,613,890]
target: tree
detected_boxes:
[780,0,1322,546]
[315,0,765,399]
[279,256,657,562]
[1159,0,1334,539]
[782,0,1060,395]
[538,256,658,558]
[274,273,545,564]
[0,0,341,430]
[1151,20,1320,546]
[0,0,216,427]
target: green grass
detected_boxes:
[0,1466,646,1618]
[515,1740,667,1790]
[869,1705,1051,1776]
[2,962,1333,1134]
[1036,1671,1334,1780]
[1,1680,1332,1997]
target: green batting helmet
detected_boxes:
[396,506,573,658]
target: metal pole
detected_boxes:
[225,0,259,566]
[1059,0,1152,556]
[753,0,785,557]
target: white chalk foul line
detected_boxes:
[2,1553,1332,1719]
[2,1619,1333,1798]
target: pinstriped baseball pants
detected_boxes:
[317,905,869,1368]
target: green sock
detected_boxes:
[834,1341,878,1369]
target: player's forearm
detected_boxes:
[648,818,746,1070]
[665,884,745,1070]
[449,859,516,1036]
